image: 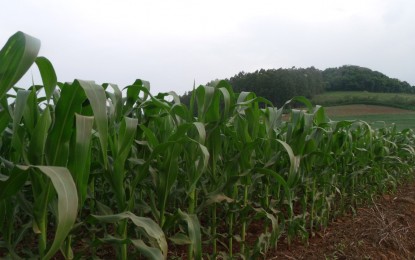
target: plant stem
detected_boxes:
[188,188,196,259]
[38,182,52,258]
[241,184,248,254]
[118,220,128,260]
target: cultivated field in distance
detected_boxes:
[325,104,415,130]
[313,91,415,110]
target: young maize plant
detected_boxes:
[1,32,414,260]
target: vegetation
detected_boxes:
[1,32,415,259]
[181,65,414,108]
[331,113,415,131]
[323,65,414,93]
[182,67,325,107]
[228,67,325,107]
[312,91,415,110]
[323,104,415,130]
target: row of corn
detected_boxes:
[0,32,414,259]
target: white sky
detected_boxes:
[1,0,414,95]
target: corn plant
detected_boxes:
[1,31,415,259]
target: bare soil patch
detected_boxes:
[325,104,415,117]
[269,180,415,259]
[4,180,415,259]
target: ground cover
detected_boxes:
[1,32,415,260]
[269,180,415,259]
[325,104,415,130]
[313,91,415,110]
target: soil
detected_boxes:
[3,180,415,259]
[324,104,415,117]
[268,180,415,259]
[166,179,415,259]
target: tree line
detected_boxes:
[323,65,413,93]
[181,65,414,107]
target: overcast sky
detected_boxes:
[1,0,415,95]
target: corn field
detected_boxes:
[1,32,414,260]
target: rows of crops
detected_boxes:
[1,32,415,259]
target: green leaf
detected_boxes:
[0,31,40,99]
[168,91,181,104]
[46,82,86,166]
[91,211,167,259]
[68,114,94,207]
[104,83,123,122]
[118,117,138,157]
[10,90,31,163]
[290,96,313,112]
[254,168,290,198]
[153,142,181,226]
[113,117,138,207]
[277,139,300,184]
[169,233,192,245]
[28,108,51,164]
[0,108,11,134]
[195,85,216,122]
[12,90,30,136]
[18,165,78,260]
[96,236,164,260]
[216,80,233,120]
[0,168,28,199]
[139,124,159,149]
[76,80,109,168]
[123,79,151,114]
[95,200,114,215]
[22,88,39,136]
[35,57,57,102]
[178,209,202,260]
[192,122,206,144]
[131,239,164,260]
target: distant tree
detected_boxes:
[179,65,414,107]
[228,67,324,107]
[322,65,414,93]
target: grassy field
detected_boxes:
[325,104,415,130]
[312,91,415,110]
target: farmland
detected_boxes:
[325,104,415,130]
[1,32,415,259]
[272,181,415,259]
[312,91,415,110]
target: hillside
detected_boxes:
[181,66,414,108]
[323,65,414,93]
[312,91,415,110]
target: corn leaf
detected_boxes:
[11,90,30,159]
[17,165,78,260]
[76,80,109,168]
[68,114,94,206]
[46,82,86,166]
[113,117,138,207]
[28,108,51,164]
[91,211,167,259]
[35,57,57,102]
[178,209,202,260]
[0,31,40,99]
[0,168,28,199]
[131,239,164,260]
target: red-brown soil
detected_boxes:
[3,179,415,259]
[325,104,415,117]
[169,180,415,259]
[269,181,415,259]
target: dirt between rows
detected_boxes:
[324,104,415,117]
[4,176,415,259]
[268,180,415,259]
